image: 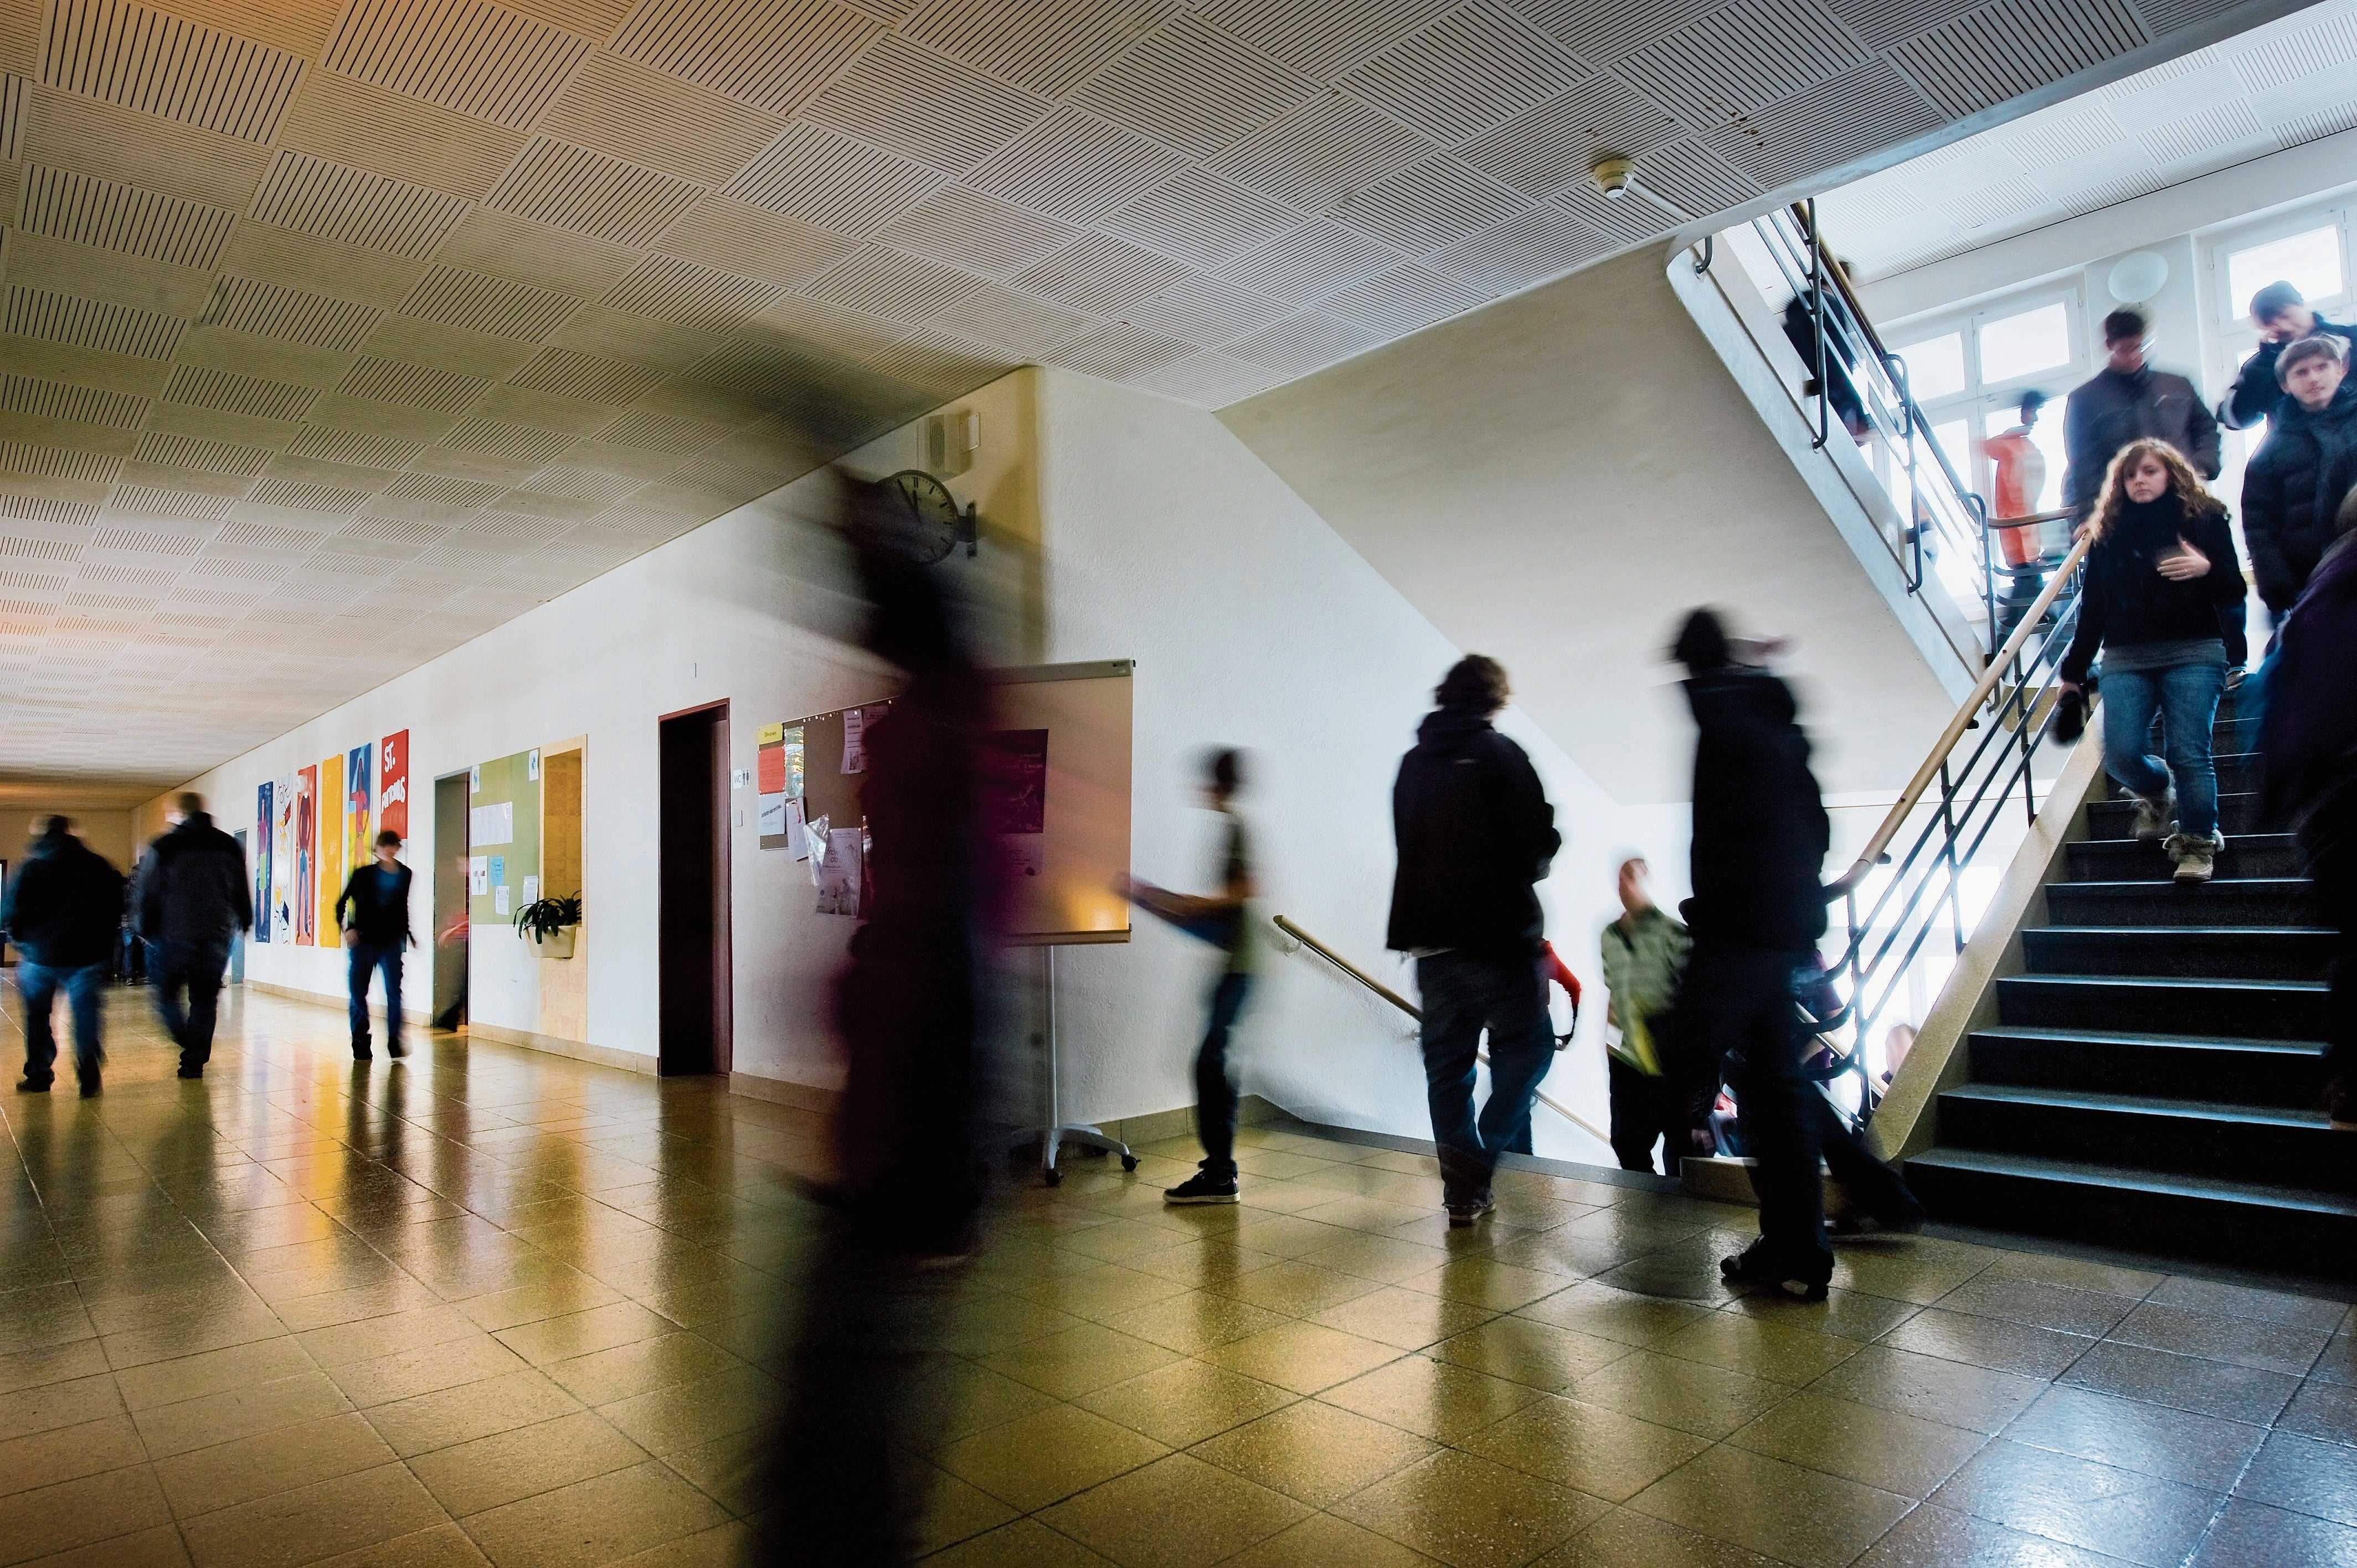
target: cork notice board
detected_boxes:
[758,698,893,853]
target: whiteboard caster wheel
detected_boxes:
[1121,1155,1138,1172]
[1043,1166,1062,1187]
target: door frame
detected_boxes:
[657,698,732,1076]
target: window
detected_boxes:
[1982,405,2066,516]
[2224,224,2344,321]
[1977,302,2071,385]
[1900,332,1965,400]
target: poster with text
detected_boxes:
[317,753,344,943]
[254,782,272,943]
[345,742,373,889]
[379,730,409,840]
[272,775,295,942]
[294,766,317,945]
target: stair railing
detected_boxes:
[1819,529,2094,1125]
[1269,915,1612,1147]
[1744,203,2002,661]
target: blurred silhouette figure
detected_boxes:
[753,474,1004,1566]
[1387,654,1561,1227]
[132,792,251,1080]
[1122,747,1258,1205]
[2062,308,2219,527]
[2219,280,2356,432]
[1599,855,1690,1174]
[3,817,123,1095]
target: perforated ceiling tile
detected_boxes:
[1893,0,2144,119]
[1310,260,1495,336]
[42,0,306,141]
[722,121,944,233]
[876,184,1083,280]
[1067,11,1319,159]
[336,355,485,412]
[0,443,121,486]
[2139,96,2264,161]
[1427,201,1612,291]
[2135,0,2251,33]
[107,483,233,519]
[1039,320,1197,379]
[1100,166,1304,268]
[131,432,271,474]
[1711,58,1943,187]
[2271,99,2357,144]
[963,105,1190,225]
[506,347,666,403]
[1620,0,1867,128]
[17,164,238,268]
[904,0,1166,97]
[0,374,147,429]
[657,196,857,289]
[921,281,1099,357]
[277,70,527,200]
[403,266,581,341]
[1202,0,1455,78]
[1008,232,1192,314]
[1119,272,1288,342]
[1215,219,1403,306]
[1344,2,1585,146]
[1222,310,1387,375]
[537,49,786,186]
[594,408,732,453]
[604,254,785,331]
[326,0,590,130]
[1209,92,1436,215]
[1520,0,1719,64]
[1459,73,1683,196]
[251,151,471,258]
[803,244,985,321]
[4,285,187,359]
[1550,179,1670,245]
[198,275,382,352]
[801,34,1046,174]
[2231,11,2357,93]
[1329,152,1530,254]
[610,0,878,114]
[487,138,704,246]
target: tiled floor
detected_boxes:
[4,987,2356,1567]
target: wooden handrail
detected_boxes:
[1825,530,2093,897]
[1985,508,2072,530]
[1270,916,1614,1148]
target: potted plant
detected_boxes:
[514,892,581,958]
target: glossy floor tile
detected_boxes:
[7,984,2357,1566]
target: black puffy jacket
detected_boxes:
[1683,669,1831,953]
[133,813,252,944]
[2242,379,2357,615]
[2060,496,2246,683]
[1,828,125,967]
[1387,710,1560,956]
[2218,316,2356,431]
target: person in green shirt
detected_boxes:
[1601,856,1692,1173]
[1120,749,1256,1204]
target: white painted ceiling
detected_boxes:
[1824,0,2357,276]
[0,0,2283,787]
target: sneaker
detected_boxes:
[1720,1250,1830,1302]
[388,1038,406,1059]
[2130,788,2176,840]
[1164,1173,1239,1205]
[1447,1193,1495,1228]
[176,1066,202,1080]
[14,1077,50,1093]
[77,1075,99,1098]
[2168,829,2222,885]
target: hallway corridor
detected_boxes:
[3,988,2356,1567]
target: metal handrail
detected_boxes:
[1270,915,1612,1147]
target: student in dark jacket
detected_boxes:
[1670,612,1916,1299]
[2242,334,2357,620]
[2,817,124,1095]
[2062,308,2221,520]
[2261,488,2357,1124]
[2060,440,2246,885]
[1387,654,1561,1226]
[133,792,252,1078]
[2218,280,2357,431]
[336,829,413,1061]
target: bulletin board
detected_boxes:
[756,699,893,853]
[989,659,1133,947]
[469,749,542,927]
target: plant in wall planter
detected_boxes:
[514,893,582,959]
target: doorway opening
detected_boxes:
[658,700,731,1076]
[432,772,468,1031]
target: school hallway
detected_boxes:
[0,984,2351,1567]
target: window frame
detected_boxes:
[1890,281,2090,510]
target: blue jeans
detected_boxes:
[348,939,404,1055]
[150,937,230,1070]
[2099,660,2226,838]
[1193,972,1252,1180]
[18,961,105,1085]
[1416,951,1555,1201]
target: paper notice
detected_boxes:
[758,793,786,837]
[816,827,862,916]
[784,728,804,796]
[804,813,830,885]
[757,743,786,795]
[488,855,505,887]
[522,876,539,905]
[785,797,807,859]
[494,886,510,917]
[469,857,488,895]
[841,708,865,773]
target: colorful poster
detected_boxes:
[318,752,344,943]
[345,742,373,887]
[273,775,294,941]
[254,782,272,943]
[294,765,317,945]
[379,730,409,840]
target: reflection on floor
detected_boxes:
[3,987,2355,1567]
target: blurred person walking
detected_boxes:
[2059,441,2245,884]
[2261,487,2357,1125]
[2219,281,2356,432]
[1982,390,2054,643]
[1387,654,1561,1227]
[336,829,413,1061]
[3,817,123,1095]
[1123,748,1258,1205]
[2063,308,2220,525]
[132,793,250,1080]
[1599,856,1690,1174]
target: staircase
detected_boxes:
[1903,702,2354,1272]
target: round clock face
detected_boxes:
[883,470,961,564]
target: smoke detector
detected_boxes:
[1591,157,1634,198]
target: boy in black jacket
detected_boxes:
[3,818,124,1094]
[336,829,414,1060]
